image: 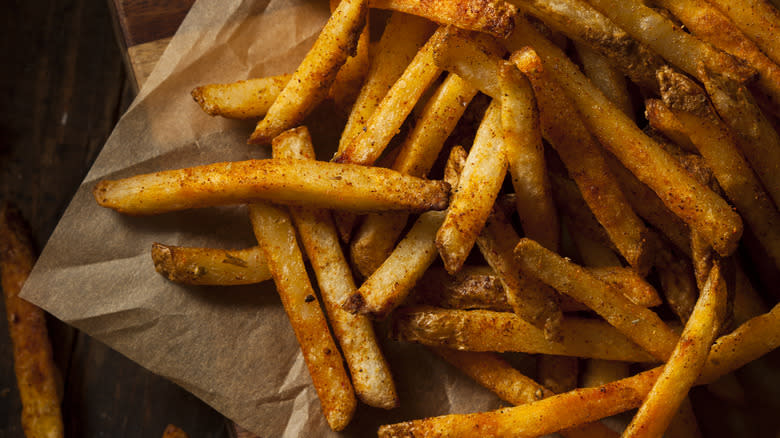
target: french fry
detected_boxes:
[380,302,780,437]
[0,203,63,438]
[272,127,398,409]
[391,307,656,362]
[512,47,651,273]
[549,173,614,253]
[505,18,743,256]
[507,0,667,91]
[350,74,478,277]
[436,101,507,274]
[650,0,780,118]
[337,12,434,154]
[622,262,728,438]
[537,355,577,394]
[514,238,678,361]
[574,43,633,118]
[334,26,445,166]
[328,0,370,110]
[151,243,271,286]
[476,204,563,339]
[93,158,450,215]
[588,266,662,308]
[344,210,445,318]
[568,226,622,268]
[584,0,754,84]
[191,74,290,119]
[498,62,559,251]
[432,28,505,99]
[369,0,517,38]
[433,349,619,438]
[162,424,188,438]
[413,266,512,312]
[654,233,698,323]
[248,202,356,431]
[581,359,630,388]
[647,75,780,269]
[248,0,368,143]
[707,0,780,66]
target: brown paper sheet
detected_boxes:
[19,0,510,435]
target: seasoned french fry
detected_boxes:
[191,74,290,119]
[575,43,633,117]
[432,28,504,100]
[328,0,370,110]
[93,158,450,215]
[581,359,630,388]
[334,26,445,166]
[623,262,728,438]
[707,0,780,66]
[568,226,622,268]
[549,173,614,253]
[162,424,188,438]
[513,47,651,273]
[272,127,398,409]
[0,203,63,438]
[248,0,367,143]
[151,243,271,286]
[647,77,780,269]
[350,74,478,277]
[437,101,507,274]
[433,349,619,438]
[477,204,563,339]
[380,302,780,437]
[507,0,667,91]
[584,0,754,84]
[514,238,678,361]
[413,266,512,311]
[537,355,577,394]
[651,0,780,118]
[505,18,743,256]
[369,0,517,38]
[248,202,356,431]
[344,210,445,319]
[588,266,662,308]
[391,307,656,362]
[337,12,434,154]
[499,62,559,251]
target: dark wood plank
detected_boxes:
[112,0,195,47]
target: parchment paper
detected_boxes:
[19,0,513,435]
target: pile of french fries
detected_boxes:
[93,0,780,435]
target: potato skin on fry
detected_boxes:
[0,203,63,438]
[93,158,450,215]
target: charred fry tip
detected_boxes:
[150,243,174,276]
[343,292,366,314]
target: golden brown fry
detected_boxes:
[248,0,368,143]
[574,43,633,118]
[337,12,434,154]
[162,424,189,438]
[513,47,651,273]
[369,0,517,38]
[477,205,563,339]
[248,202,356,431]
[272,127,398,409]
[413,266,512,311]
[585,0,754,84]
[437,101,507,274]
[499,62,559,251]
[433,349,618,438]
[391,307,656,362]
[623,263,728,438]
[380,301,780,437]
[344,211,445,319]
[514,238,678,361]
[707,0,780,66]
[191,74,290,119]
[505,19,743,256]
[432,28,505,99]
[93,158,449,215]
[508,0,667,91]
[581,359,630,388]
[647,83,780,269]
[350,74,478,277]
[0,203,63,438]
[652,0,780,118]
[328,0,370,110]
[588,266,663,308]
[335,27,445,166]
[151,243,271,286]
